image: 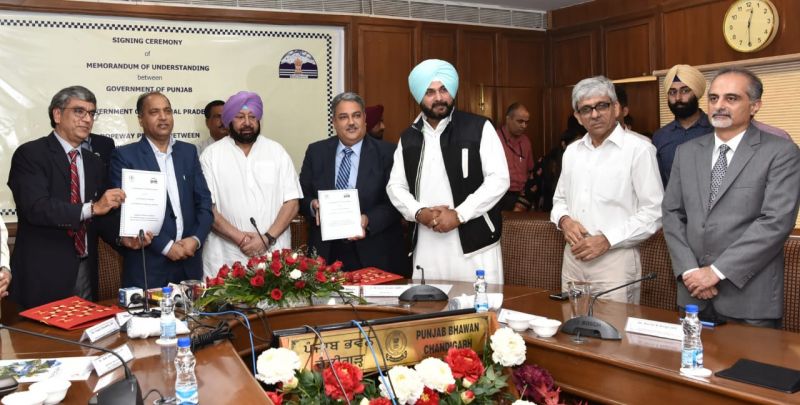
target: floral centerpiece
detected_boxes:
[255,327,577,405]
[197,248,360,310]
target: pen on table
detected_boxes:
[679,318,716,328]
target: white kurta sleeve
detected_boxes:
[386,139,425,222]
[550,146,573,229]
[277,146,303,202]
[454,121,510,221]
[199,147,217,205]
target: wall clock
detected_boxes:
[723,0,779,52]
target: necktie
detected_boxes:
[335,148,353,190]
[708,144,730,209]
[67,150,87,257]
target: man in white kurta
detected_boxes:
[551,76,663,303]
[387,60,509,284]
[200,91,301,279]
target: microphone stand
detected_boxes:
[398,265,448,302]
[0,323,143,405]
[561,273,657,340]
[135,229,159,317]
[249,217,270,254]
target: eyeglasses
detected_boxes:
[667,87,694,97]
[63,107,99,120]
[577,102,611,116]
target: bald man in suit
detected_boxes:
[663,67,800,328]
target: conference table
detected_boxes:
[227,281,800,405]
[2,281,799,404]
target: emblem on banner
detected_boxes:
[279,49,318,79]
[384,330,408,362]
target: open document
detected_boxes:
[319,189,362,241]
[119,168,166,237]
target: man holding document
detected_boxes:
[7,86,139,308]
[111,91,213,289]
[200,91,301,279]
[299,92,408,277]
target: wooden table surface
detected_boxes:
[0,317,270,404]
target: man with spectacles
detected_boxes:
[7,86,137,308]
[551,76,663,304]
[653,64,713,187]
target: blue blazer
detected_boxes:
[299,135,409,277]
[110,136,213,289]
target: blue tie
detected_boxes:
[335,148,353,189]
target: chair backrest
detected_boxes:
[783,237,800,332]
[638,230,677,311]
[501,212,563,292]
[97,239,123,301]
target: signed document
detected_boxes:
[119,168,166,237]
[319,189,363,241]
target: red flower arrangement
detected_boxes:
[323,361,365,401]
[197,249,360,309]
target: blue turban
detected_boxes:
[408,59,459,104]
[222,91,263,127]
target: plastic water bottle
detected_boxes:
[175,337,199,404]
[160,286,177,344]
[474,269,489,313]
[681,304,703,369]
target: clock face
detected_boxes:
[723,0,779,52]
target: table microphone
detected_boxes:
[0,323,143,405]
[135,229,159,318]
[249,217,270,253]
[561,272,658,340]
[398,265,448,302]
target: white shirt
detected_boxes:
[195,137,216,155]
[146,136,184,256]
[551,124,663,249]
[200,136,303,278]
[387,112,509,284]
[0,219,9,270]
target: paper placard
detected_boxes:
[91,344,134,377]
[624,317,683,341]
[361,284,453,297]
[341,285,361,296]
[115,312,133,327]
[80,317,120,343]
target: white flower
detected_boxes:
[512,400,536,405]
[414,357,455,393]
[291,252,299,260]
[359,399,370,405]
[255,348,300,385]
[256,261,267,270]
[490,327,526,367]
[379,366,424,405]
[289,269,302,280]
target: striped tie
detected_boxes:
[67,150,87,257]
[335,148,353,190]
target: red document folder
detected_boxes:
[19,296,122,330]
[343,267,403,285]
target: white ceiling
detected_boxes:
[451,0,593,12]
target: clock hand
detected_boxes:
[747,8,753,46]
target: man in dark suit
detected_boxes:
[110,92,213,289]
[84,134,115,167]
[7,86,127,308]
[299,92,408,277]
[663,67,800,328]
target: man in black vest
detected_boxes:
[387,59,510,284]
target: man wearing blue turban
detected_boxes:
[387,59,510,284]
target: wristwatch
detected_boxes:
[264,232,277,247]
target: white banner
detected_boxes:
[0,11,344,219]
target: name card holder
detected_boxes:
[91,344,134,377]
[624,317,683,341]
[81,318,120,343]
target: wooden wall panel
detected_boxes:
[458,31,497,121]
[357,24,416,144]
[498,35,548,157]
[550,30,598,86]
[620,81,660,135]
[603,17,656,79]
[662,0,800,67]
[421,27,457,65]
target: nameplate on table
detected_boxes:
[361,284,452,297]
[115,312,133,327]
[80,318,120,343]
[276,312,490,373]
[624,317,683,341]
[91,344,134,377]
[497,308,545,324]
